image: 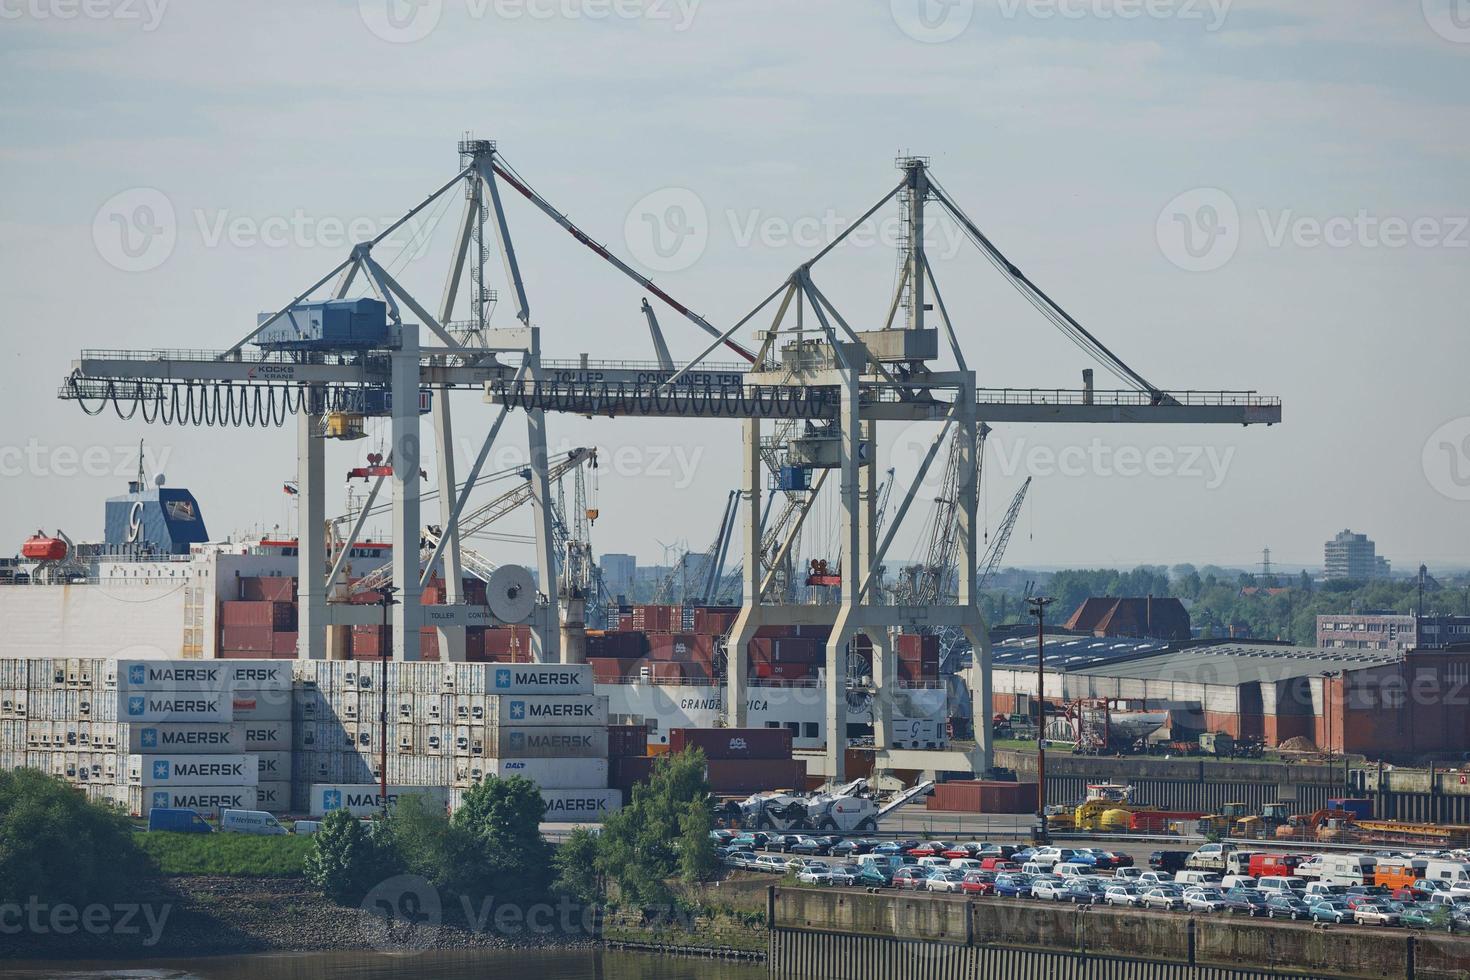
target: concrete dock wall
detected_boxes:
[768,886,1470,980]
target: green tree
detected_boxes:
[304,808,391,904]
[554,826,602,904]
[0,769,147,906]
[597,748,713,906]
[378,792,454,885]
[677,798,717,884]
[450,775,553,905]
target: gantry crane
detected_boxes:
[58,140,1280,782]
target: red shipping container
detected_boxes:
[705,758,806,794]
[219,648,292,659]
[271,631,298,656]
[352,625,388,657]
[611,756,655,792]
[219,625,274,652]
[750,636,822,665]
[752,662,812,681]
[220,600,296,630]
[419,629,441,661]
[669,727,792,760]
[239,576,297,602]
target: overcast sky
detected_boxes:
[2,1,1467,576]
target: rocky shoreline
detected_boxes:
[0,876,601,960]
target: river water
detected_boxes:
[0,949,767,980]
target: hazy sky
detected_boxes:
[2,1,1467,576]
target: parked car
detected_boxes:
[892,867,932,890]
[1138,871,1175,886]
[1054,861,1096,878]
[858,863,894,889]
[981,858,1021,873]
[949,857,984,873]
[961,871,997,896]
[1105,884,1143,907]
[1061,881,1103,904]
[873,840,919,857]
[797,866,834,886]
[1224,889,1271,917]
[1176,870,1224,888]
[1399,903,1439,929]
[1030,847,1090,869]
[1265,895,1312,921]
[942,843,981,859]
[918,856,950,870]
[789,837,834,856]
[1352,902,1402,927]
[926,870,968,894]
[1150,850,1191,873]
[907,841,950,858]
[994,874,1034,898]
[1086,849,1131,870]
[831,838,878,857]
[1032,879,1071,901]
[827,864,862,887]
[731,833,768,850]
[1183,888,1229,913]
[978,844,1019,859]
[1309,899,1356,924]
[754,855,790,874]
[764,834,802,853]
[1141,886,1187,911]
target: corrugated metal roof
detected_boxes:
[991,639,1402,684]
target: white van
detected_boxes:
[293,820,324,835]
[1176,870,1223,887]
[221,809,289,836]
[1422,860,1470,887]
[1221,875,1257,891]
[1256,876,1307,896]
[1318,854,1377,887]
[1055,862,1096,878]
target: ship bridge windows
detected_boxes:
[803,723,818,739]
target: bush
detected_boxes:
[303,809,393,904]
[378,792,456,885]
[0,768,148,906]
[554,826,602,904]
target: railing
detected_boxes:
[973,388,1281,408]
[539,357,752,374]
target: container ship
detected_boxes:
[1,470,954,767]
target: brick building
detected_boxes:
[1063,596,1191,643]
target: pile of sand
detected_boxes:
[1278,736,1319,754]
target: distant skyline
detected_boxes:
[2,2,1467,574]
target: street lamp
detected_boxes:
[377,586,400,812]
[1028,596,1055,842]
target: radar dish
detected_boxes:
[486,565,536,624]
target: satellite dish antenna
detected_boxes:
[154,474,167,488]
[486,565,536,624]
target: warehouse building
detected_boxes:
[991,639,1470,759]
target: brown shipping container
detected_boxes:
[749,636,822,665]
[692,606,740,636]
[219,625,274,652]
[926,781,1038,814]
[669,727,792,760]
[271,631,298,656]
[239,576,297,602]
[589,658,626,683]
[631,605,681,633]
[706,758,806,794]
[608,724,649,758]
[220,600,296,630]
[897,633,940,660]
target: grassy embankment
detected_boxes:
[135,832,314,876]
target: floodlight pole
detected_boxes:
[1029,595,1055,841]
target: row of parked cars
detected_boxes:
[711,833,1470,933]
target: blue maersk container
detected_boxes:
[253,298,390,351]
